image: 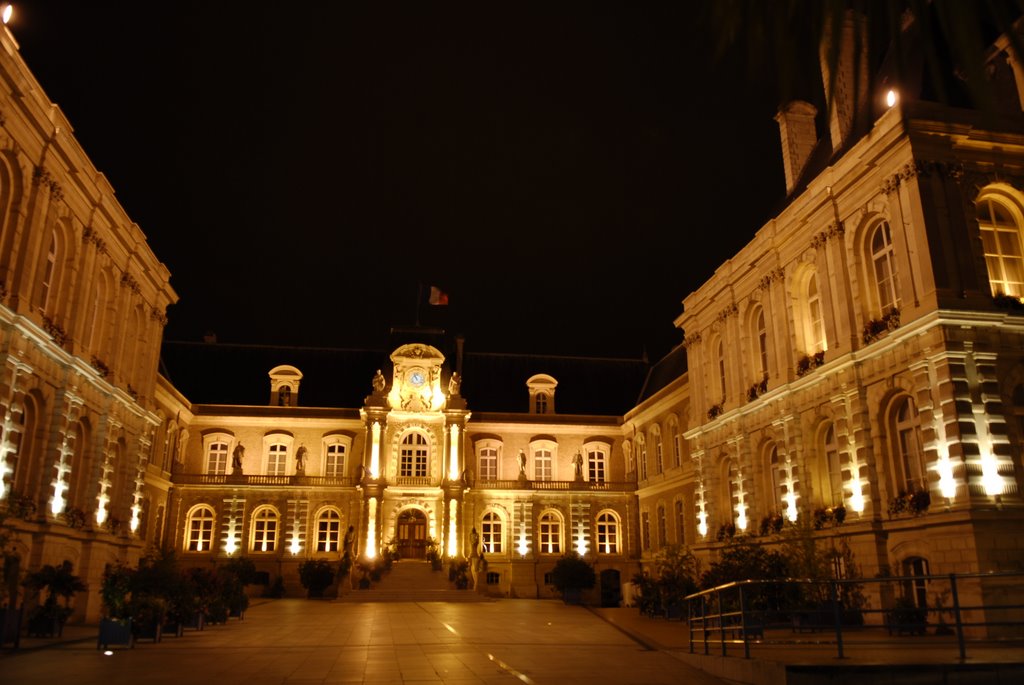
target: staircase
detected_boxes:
[338,561,490,603]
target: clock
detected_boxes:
[408,369,426,387]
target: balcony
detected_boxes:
[474,479,635,493]
[172,474,355,487]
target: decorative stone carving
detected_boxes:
[757,267,785,291]
[715,303,738,323]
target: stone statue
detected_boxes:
[295,444,307,473]
[232,442,245,472]
[343,525,355,557]
[517,449,527,476]
[573,450,584,479]
[372,369,386,394]
[448,372,461,396]
[470,526,480,558]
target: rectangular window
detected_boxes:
[641,511,651,551]
[486,572,500,585]
[534,450,552,481]
[675,500,686,545]
[657,506,667,548]
[539,517,560,554]
[673,434,682,468]
[253,515,277,552]
[267,444,288,476]
[207,442,228,475]
[325,443,346,478]
[479,447,498,481]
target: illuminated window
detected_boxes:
[324,443,346,478]
[186,505,215,552]
[316,509,341,552]
[752,305,768,377]
[641,510,651,551]
[596,511,619,554]
[481,511,503,553]
[534,449,552,481]
[977,196,1024,299]
[586,447,606,483]
[717,338,727,400]
[479,446,498,481]
[400,432,429,477]
[267,443,288,476]
[206,441,229,475]
[870,221,900,314]
[636,434,648,481]
[890,396,926,493]
[538,512,562,554]
[652,426,664,475]
[807,273,827,353]
[251,507,279,552]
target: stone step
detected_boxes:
[337,589,490,603]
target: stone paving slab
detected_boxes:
[0,600,731,685]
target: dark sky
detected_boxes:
[11,1,788,359]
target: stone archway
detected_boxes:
[396,509,427,559]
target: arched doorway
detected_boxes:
[600,569,622,607]
[396,509,427,559]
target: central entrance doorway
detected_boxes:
[396,509,427,559]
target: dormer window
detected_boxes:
[526,374,557,415]
[268,365,303,407]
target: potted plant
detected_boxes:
[885,595,927,635]
[98,562,134,649]
[22,560,85,637]
[298,559,335,598]
[550,552,596,605]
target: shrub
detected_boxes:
[298,559,335,598]
[550,552,596,594]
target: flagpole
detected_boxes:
[415,283,422,327]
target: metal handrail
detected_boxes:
[681,571,1024,661]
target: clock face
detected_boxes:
[408,370,426,387]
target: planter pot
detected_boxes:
[1,606,23,649]
[26,612,63,638]
[97,618,133,650]
[133,619,163,643]
[161,620,184,638]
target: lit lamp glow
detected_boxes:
[366,497,377,559]
[735,502,748,532]
[289,535,302,555]
[369,421,381,478]
[938,455,958,500]
[697,510,708,538]
[1,4,12,26]
[517,522,528,557]
[129,503,141,532]
[980,453,1004,497]
[886,89,897,108]
[0,458,10,500]
[447,500,458,557]
[449,425,460,479]
[95,492,109,525]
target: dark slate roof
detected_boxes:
[635,343,688,404]
[160,340,648,416]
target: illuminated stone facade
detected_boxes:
[3,14,1024,624]
[0,25,177,620]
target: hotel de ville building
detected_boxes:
[2,14,1023,623]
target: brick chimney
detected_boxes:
[775,100,818,195]
[820,10,869,153]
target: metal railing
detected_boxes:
[475,479,633,492]
[683,572,1024,660]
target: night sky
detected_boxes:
[10,2,790,360]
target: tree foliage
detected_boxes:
[550,552,596,592]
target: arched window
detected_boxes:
[977,195,1024,299]
[652,426,664,475]
[656,504,667,548]
[752,305,768,378]
[481,510,503,553]
[901,556,930,609]
[277,386,291,407]
[205,440,229,475]
[890,396,926,493]
[266,443,288,476]
[640,510,651,551]
[36,230,57,314]
[623,440,634,475]
[251,507,279,552]
[538,511,562,554]
[667,416,682,468]
[717,338,727,400]
[636,434,648,481]
[400,432,429,477]
[870,221,900,314]
[819,423,844,507]
[806,272,827,353]
[596,511,620,554]
[674,499,685,544]
[316,509,341,552]
[186,505,215,552]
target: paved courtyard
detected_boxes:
[0,599,728,685]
